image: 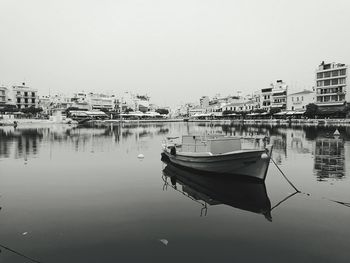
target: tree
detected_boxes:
[305,103,318,118]
[124,107,134,113]
[155,108,169,115]
[0,104,18,113]
[20,106,43,115]
[269,108,281,115]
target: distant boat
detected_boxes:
[161,134,272,181]
[162,161,272,220]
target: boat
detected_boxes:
[162,161,272,220]
[161,134,272,181]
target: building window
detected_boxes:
[24,98,28,103]
[31,92,35,97]
[339,78,346,84]
[324,72,331,78]
[331,79,338,85]
[301,96,303,101]
[340,69,346,75]
[32,99,35,103]
[24,92,28,97]
[17,98,21,103]
[17,91,21,95]
[332,70,339,77]
[324,80,330,86]
[317,73,323,79]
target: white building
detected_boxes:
[71,92,115,111]
[12,83,38,109]
[0,86,10,105]
[260,80,288,111]
[88,93,115,111]
[315,61,348,106]
[222,100,259,112]
[287,90,315,111]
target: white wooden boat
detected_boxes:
[161,134,272,181]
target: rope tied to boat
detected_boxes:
[267,151,300,193]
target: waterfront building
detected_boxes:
[188,107,206,116]
[71,92,115,111]
[0,86,10,105]
[88,93,115,111]
[200,96,210,108]
[315,61,349,107]
[222,100,259,112]
[134,95,150,113]
[12,83,38,109]
[261,80,288,111]
[287,89,315,111]
[39,94,74,114]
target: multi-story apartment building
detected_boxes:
[261,80,288,111]
[71,92,115,111]
[287,89,315,111]
[88,93,115,111]
[12,83,38,109]
[315,62,348,106]
[0,86,8,105]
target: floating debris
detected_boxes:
[137,154,144,159]
[159,239,168,246]
[22,232,28,236]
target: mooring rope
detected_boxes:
[0,243,43,263]
[268,153,300,193]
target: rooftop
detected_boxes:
[288,90,314,96]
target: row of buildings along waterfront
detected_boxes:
[1,61,349,117]
[179,61,349,117]
[0,84,166,114]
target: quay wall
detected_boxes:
[2,118,350,127]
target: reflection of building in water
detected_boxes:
[314,138,345,180]
[288,129,313,154]
[0,128,43,159]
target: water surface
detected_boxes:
[0,122,350,262]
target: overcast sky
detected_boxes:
[1,0,350,107]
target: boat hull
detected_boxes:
[162,147,272,181]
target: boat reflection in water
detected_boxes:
[162,161,272,221]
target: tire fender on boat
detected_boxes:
[170,146,176,155]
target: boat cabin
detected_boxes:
[180,135,241,154]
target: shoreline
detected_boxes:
[2,118,350,127]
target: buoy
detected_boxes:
[159,239,168,246]
[137,154,144,159]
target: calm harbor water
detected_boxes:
[0,122,350,263]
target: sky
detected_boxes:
[1,0,350,107]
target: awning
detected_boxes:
[274,111,287,115]
[286,111,295,115]
[318,105,346,114]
